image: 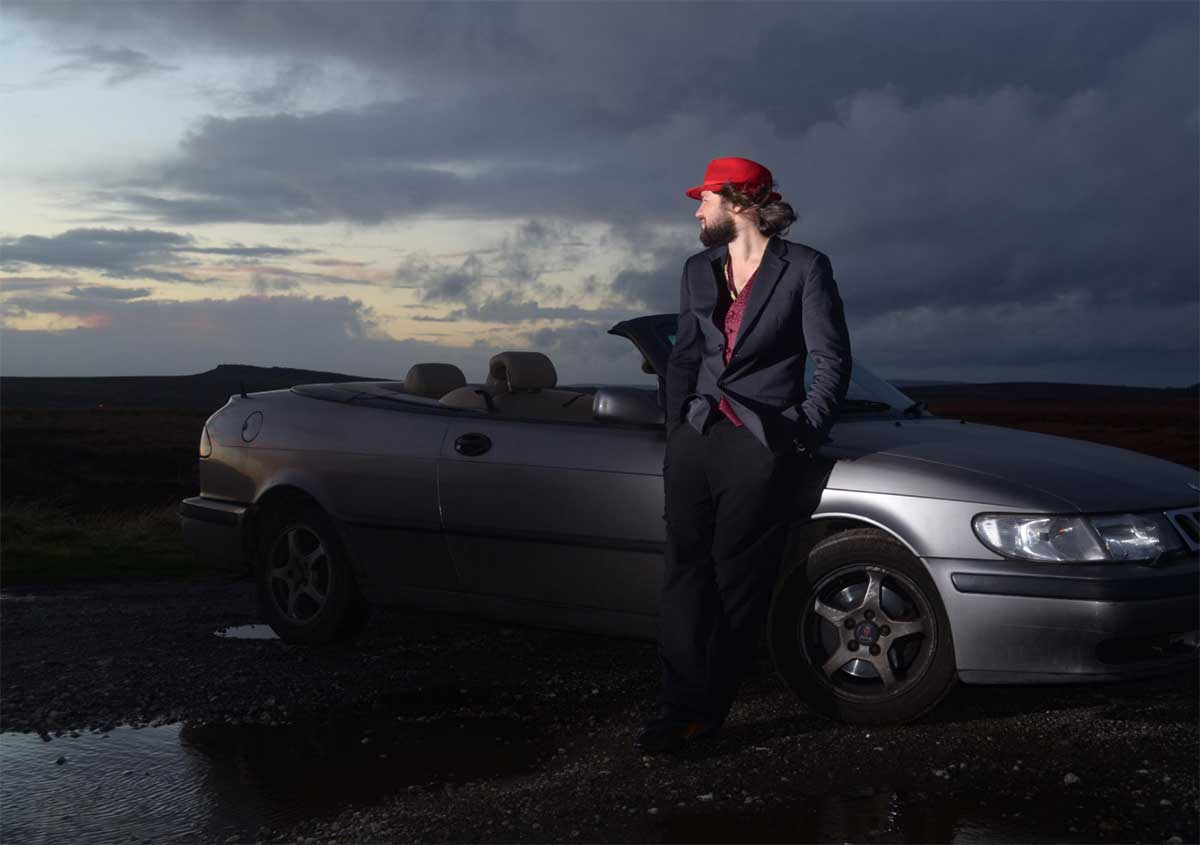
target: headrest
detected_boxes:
[487,351,557,391]
[403,363,466,398]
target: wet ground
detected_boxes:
[1,687,548,843]
[215,623,279,640]
[2,721,1115,844]
[2,577,1197,844]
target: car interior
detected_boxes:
[404,352,598,421]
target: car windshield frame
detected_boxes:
[647,315,920,417]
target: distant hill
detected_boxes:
[0,364,388,411]
[1,365,1194,411]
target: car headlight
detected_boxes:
[972,512,1185,563]
[1089,512,1185,561]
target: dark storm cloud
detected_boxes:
[1,228,195,282]
[49,45,178,86]
[853,294,1199,387]
[311,258,372,269]
[196,60,323,112]
[397,219,592,311]
[249,274,300,295]
[4,292,155,315]
[66,285,151,300]
[416,290,636,324]
[100,113,646,225]
[9,1,541,91]
[2,228,187,272]
[5,1,1197,385]
[242,265,378,294]
[524,320,659,388]
[0,228,312,282]
[606,243,690,314]
[46,7,1191,322]
[0,275,79,291]
[13,2,1190,115]
[18,2,1185,230]
[411,255,486,304]
[180,243,311,258]
[609,266,675,314]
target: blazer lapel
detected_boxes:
[731,236,789,347]
[699,244,729,332]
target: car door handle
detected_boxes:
[454,432,492,457]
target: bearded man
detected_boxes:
[636,156,853,754]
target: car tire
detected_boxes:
[254,502,370,645]
[767,527,957,724]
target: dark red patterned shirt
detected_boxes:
[716,255,757,426]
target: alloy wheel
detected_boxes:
[267,524,334,624]
[800,563,935,701]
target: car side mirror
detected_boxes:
[593,386,665,427]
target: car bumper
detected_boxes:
[926,554,1199,684]
[178,496,251,569]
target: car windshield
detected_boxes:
[664,331,918,415]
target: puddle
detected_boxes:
[1,689,547,843]
[658,785,1102,844]
[214,624,279,640]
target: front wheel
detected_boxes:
[767,528,957,724]
[254,503,370,645]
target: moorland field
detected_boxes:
[2,367,1195,580]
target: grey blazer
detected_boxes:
[665,235,853,457]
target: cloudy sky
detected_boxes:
[1,1,1196,387]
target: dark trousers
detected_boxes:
[657,415,810,724]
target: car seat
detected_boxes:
[403,363,467,398]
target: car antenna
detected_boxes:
[241,380,248,398]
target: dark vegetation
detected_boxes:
[1,366,1195,581]
[1,365,380,581]
[902,381,1198,470]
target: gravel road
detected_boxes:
[2,576,1196,844]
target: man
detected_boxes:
[636,156,852,754]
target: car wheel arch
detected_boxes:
[781,516,924,583]
[248,485,351,575]
[775,518,953,635]
[768,516,931,645]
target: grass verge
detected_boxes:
[1,498,226,582]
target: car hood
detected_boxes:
[832,417,1198,512]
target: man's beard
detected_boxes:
[699,212,737,248]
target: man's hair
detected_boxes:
[717,182,797,238]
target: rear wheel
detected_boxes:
[255,503,370,644]
[768,528,957,724]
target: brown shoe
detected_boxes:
[682,718,721,743]
[636,713,720,754]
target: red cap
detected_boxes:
[686,156,781,203]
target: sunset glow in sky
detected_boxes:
[1,1,1196,386]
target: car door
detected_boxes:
[437,415,666,615]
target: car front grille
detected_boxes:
[1164,506,1200,552]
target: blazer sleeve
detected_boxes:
[783,251,852,450]
[664,263,702,436]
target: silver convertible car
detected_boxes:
[179,314,1200,724]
